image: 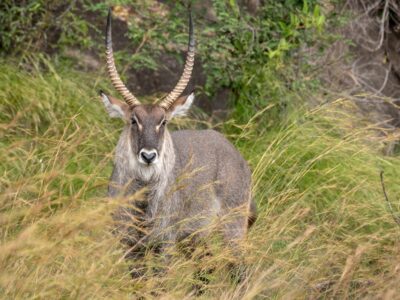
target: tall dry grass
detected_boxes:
[1,60,400,299]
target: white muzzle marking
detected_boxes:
[138,148,158,165]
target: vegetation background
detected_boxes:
[1,0,400,298]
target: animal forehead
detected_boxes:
[133,105,165,123]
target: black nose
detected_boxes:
[141,151,157,164]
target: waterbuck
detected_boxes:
[100,8,256,267]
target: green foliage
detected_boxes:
[0,1,46,52]
[0,1,95,55]
[113,0,327,120]
[1,0,327,122]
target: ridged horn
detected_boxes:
[105,8,140,107]
[159,9,195,110]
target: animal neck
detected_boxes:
[146,130,179,234]
[149,129,175,185]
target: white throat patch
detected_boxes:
[128,142,163,182]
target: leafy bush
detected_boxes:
[0,1,94,55]
[1,0,326,122]
[102,0,327,120]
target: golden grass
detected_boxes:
[1,61,400,299]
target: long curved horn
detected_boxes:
[159,9,195,110]
[105,8,140,107]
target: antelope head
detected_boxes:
[100,8,195,166]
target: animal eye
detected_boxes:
[161,120,167,126]
[131,118,137,125]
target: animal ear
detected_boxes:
[99,91,130,119]
[167,93,194,119]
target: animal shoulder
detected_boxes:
[171,129,231,148]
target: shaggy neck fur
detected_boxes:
[113,127,177,237]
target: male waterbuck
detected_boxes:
[100,8,256,266]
